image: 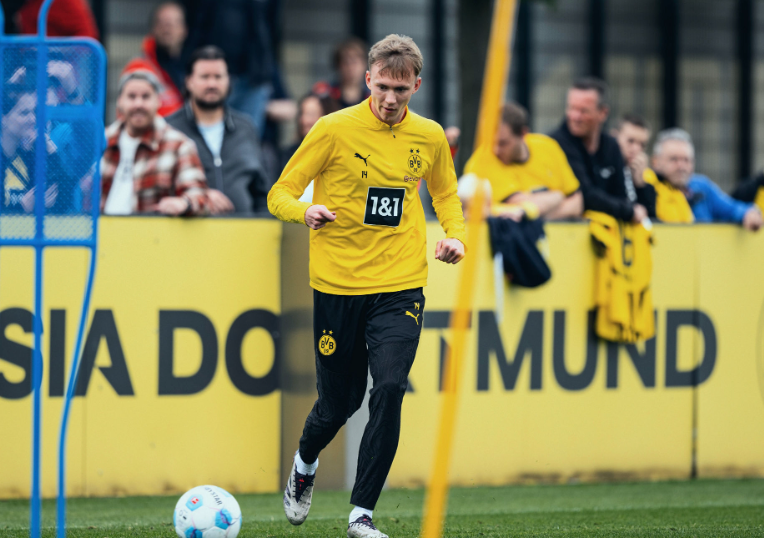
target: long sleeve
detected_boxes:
[267,118,331,224]
[427,134,466,244]
[552,133,634,221]
[732,173,764,203]
[699,176,751,223]
[636,183,657,218]
[174,138,209,215]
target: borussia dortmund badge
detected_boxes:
[318,329,336,356]
[407,148,422,174]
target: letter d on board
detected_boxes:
[665,310,716,387]
[158,310,218,395]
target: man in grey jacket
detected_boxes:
[167,45,268,214]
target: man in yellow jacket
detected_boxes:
[463,101,583,220]
[612,114,694,223]
[268,34,465,538]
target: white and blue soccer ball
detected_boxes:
[173,485,242,538]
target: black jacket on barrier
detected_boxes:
[732,171,764,203]
[550,121,655,221]
[167,103,269,213]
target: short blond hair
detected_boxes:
[368,34,423,79]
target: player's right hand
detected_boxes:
[305,205,336,230]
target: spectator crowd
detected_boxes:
[1,0,762,231]
[461,77,764,232]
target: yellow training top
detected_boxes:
[268,98,466,295]
[643,168,694,223]
[464,133,580,204]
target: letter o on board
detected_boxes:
[225,310,279,396]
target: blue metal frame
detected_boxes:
[0,1,105,536]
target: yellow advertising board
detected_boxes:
[390,222,764,487]
[694,225,764,477]
[0,217,282,499]
[2,218,764,500]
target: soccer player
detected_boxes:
[268,34,466,538]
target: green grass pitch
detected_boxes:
[1,479,763,537]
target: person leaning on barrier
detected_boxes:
[167,46,268,215]
[100,70,208,216]
[550,77,655,223]
[462,101,583,221]
[1,82,71,214]
[651,128,762,231]
[612,114,693,224]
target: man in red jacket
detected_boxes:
[122,2,186,117]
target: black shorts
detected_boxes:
[313,287,426,372]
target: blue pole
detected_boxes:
[30,1,53,532]
[30,246,44,538]
[37,0,56,38]
[56,248,97,538]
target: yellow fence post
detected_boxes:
[420,2,517,536]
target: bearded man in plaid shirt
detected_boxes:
[100,70,208,215]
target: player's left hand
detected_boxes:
[435,238,465,264]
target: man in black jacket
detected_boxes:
[167,46,268,214]
[550,78,655,223]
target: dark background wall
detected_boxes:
[99,0,763,190]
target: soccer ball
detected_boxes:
[173,485,242,538]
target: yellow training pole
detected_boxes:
[420,182,485,538]
[473,0,517,151]
[421,1,518,537]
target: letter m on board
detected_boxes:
[477,310,543,391]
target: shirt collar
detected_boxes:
[363,96,410,130]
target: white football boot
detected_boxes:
[282,457,315,525]
[347,515,389,538]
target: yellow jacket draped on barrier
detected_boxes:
[587,211,655,343]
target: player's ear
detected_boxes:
[365,71,371,89]
[412,77,422,93]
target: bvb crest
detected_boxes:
[408,148,423,174]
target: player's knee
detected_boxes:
[373,379,407,403]
[315,401,350,427]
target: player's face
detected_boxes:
[298,96,323,139]
[366,63,421,126]
[566,89,608,139]
[652,139,694,189]
[187,59,229,110]
[493,123,523,165]
[616,122,650,164]
[118,79,160,135]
